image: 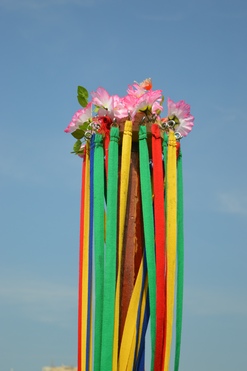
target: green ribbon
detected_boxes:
[93,134,105,371]
[138,125,156,371]
[174,147,184,371]
[100,126,119,371]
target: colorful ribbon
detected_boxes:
[101,126,120,370]
[79,142,91,371]
[77,123,185,371]
[78,149,86,371]
[164,131,177,371]
[174,146,184,371]
[139,125,156,371]
[119,257,145,371]
[113,120,133,369]
[93,133,105,371]
[151,124,167,371]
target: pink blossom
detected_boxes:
[151,100,163,115]
[91,87,112,109]
[110,95,128,119]
[139,78,152,90]
[127,83,146,98]
[167,98,194,137]
[125,80,163,119]
[64,102,92,133]
[132,89,163,118]
[127,78,153,98]
[92,87,128,119]
[122,95,138,116]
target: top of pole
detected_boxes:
[64,78,195,156]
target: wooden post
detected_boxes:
[119,145,144,342]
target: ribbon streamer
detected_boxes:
[174,147,184,371]
[164,131,177,371]
[119,258,145,371]
[101,126,120,370]
[134,253,149,371]
[93,134,105,371]
[151,124,167,371]
[113,120,133,369]
[76,124,185,371]
[139,125,156,371]
[79,142,90,371]
[78,149,86,371]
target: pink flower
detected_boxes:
[151,100,163,115]
[91,87,128,119]
[122,95,138,116]
[139,78,152,90]
[132,89,163,118]
[64,102,92,133]
[110,95,128,119]
[91,87,112,109]
[127,83,146,98]
[127,78,153,98]
[167,98,194,137]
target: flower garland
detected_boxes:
[64,78,194,154]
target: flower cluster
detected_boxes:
[64,79,194,155]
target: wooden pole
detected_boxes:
[119,145,144,342]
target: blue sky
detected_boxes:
[0,0,247,370]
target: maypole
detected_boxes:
[64,79,194,371]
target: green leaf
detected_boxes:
[77,86,89,107]
[71,129,84,139]
[73,139,82,153]
[79,122,89,131]
[77,95,88,107]
[77,86,89,99]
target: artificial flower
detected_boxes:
[127,83,146,98]
[122,95,138,118]
[91,87,128,119]
[167,98,194,137]
[64,102,92,133]
[132,89,163,118]
[65,80,195,156]
[128,78,153,98]
[110,95,128,119]
[91,87,112,109]
[138,77,152,90]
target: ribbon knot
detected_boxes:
[139,125,147,140]
[94,133,103,148]
[151,123,161,139]
[110,126,120,143]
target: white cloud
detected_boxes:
[185,285,247,316]
[218,191,247,216]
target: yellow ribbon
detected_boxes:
[119,258,144,371]
[113,120,132,369]
[81,142,90,370]
[136,275,148,357]
[164,131,177,371]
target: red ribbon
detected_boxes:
[152,124,167,370]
